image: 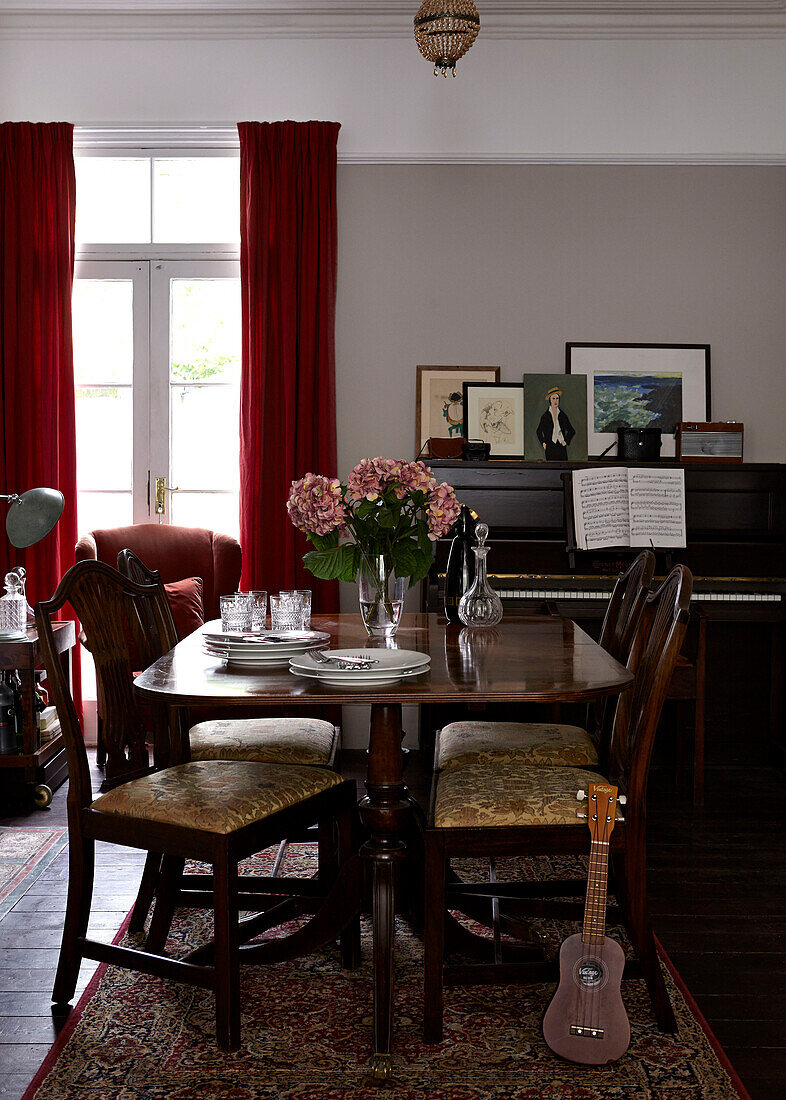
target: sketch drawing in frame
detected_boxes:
[463,381,526,459]
[566,343,711,458]
[522,373,588,462]
[416,365,500,456]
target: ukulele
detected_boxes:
[542,782,630,1065]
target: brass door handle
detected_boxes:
[154,477,180,515]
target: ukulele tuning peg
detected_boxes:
[576,810,587,819]
[576,789,587,801]
[618,794,627,805]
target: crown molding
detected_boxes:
[2,2,785,40]
[72,127,786,162]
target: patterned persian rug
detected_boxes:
[0,827,67,920]
[24,848,749,1100]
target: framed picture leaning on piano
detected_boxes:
[566,343,711,459]
[522,373,588,462]
[416,365,500,457]
[463,381,526,459]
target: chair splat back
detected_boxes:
[608,564,692,802]
[35,560,177,797]
[117,548,178,672]
[599,550,656,664]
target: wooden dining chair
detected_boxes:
[116,548,343,936]
[423,564,691,1042]
[433,550,656,776]
[36,560,359,1050]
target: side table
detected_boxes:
[0,621,75,808]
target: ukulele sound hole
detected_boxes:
[576,959,604,988]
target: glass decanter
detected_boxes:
[457,522,504,627]
[0,571,27,637]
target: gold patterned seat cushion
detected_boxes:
[188,717,337,766]
[91,760,343,835]
[433,762,609,829]
[436,721,598,771]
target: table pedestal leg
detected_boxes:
[358,703,409,1084]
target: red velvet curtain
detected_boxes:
[238,121,340,612]
[0,122,78,611]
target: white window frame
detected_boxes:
[73,140,242,525]
[73,259,151,525]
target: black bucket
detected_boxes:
[617,427,662,461]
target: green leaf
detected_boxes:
[416,521,433,556]
[308,531,339,552]
[391,541,420,578]
[302,544,359,583]
[407,548,436,586]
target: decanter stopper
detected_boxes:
[457,523,504,627]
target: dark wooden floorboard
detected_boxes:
[1,752,784,1100]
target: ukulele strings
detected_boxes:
[580,791,613,1036]
[577,792,597,1034]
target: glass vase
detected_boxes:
[358,553,406,638]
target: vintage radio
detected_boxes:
[675,421,744,463]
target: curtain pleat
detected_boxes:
[0,121,80,706]
[238,120,340,612]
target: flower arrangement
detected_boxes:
[286,458,461,588]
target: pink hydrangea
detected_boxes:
[426,481,461,539]
[286,473,346,536]
[346,458,384,502]
[394,460,436,498]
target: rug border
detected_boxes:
[655,935,752,1100]
[0,828,68,918]
[19,915,754,1100]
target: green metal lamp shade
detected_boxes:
[5,488,65,548]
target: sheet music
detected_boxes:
[572,468,630,550]
[629,468,686,548]
[571,467,686,550]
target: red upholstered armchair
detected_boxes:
[74,524,241,621]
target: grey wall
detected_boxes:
[335,165,786,470]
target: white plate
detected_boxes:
[204,645,324,666]
[289,648,430,676]
[203,628,329,649]
[289,664,430,687]
[204,641,327,660]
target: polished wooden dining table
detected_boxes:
[134,611,633,1082]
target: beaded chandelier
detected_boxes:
[413,0,481,77]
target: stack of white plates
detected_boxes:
[203,628,330,669]
[289,648,431,686]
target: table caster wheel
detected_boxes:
[32,784,53,808]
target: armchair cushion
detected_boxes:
[164,576,204,640]
[433,762,608,829]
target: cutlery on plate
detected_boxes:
[310,650,379,670]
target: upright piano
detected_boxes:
[424,460,786,761]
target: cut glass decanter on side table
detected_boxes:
[457,522,504,627]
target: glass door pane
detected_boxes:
[150,261,241,540]
[72,261,149,535]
